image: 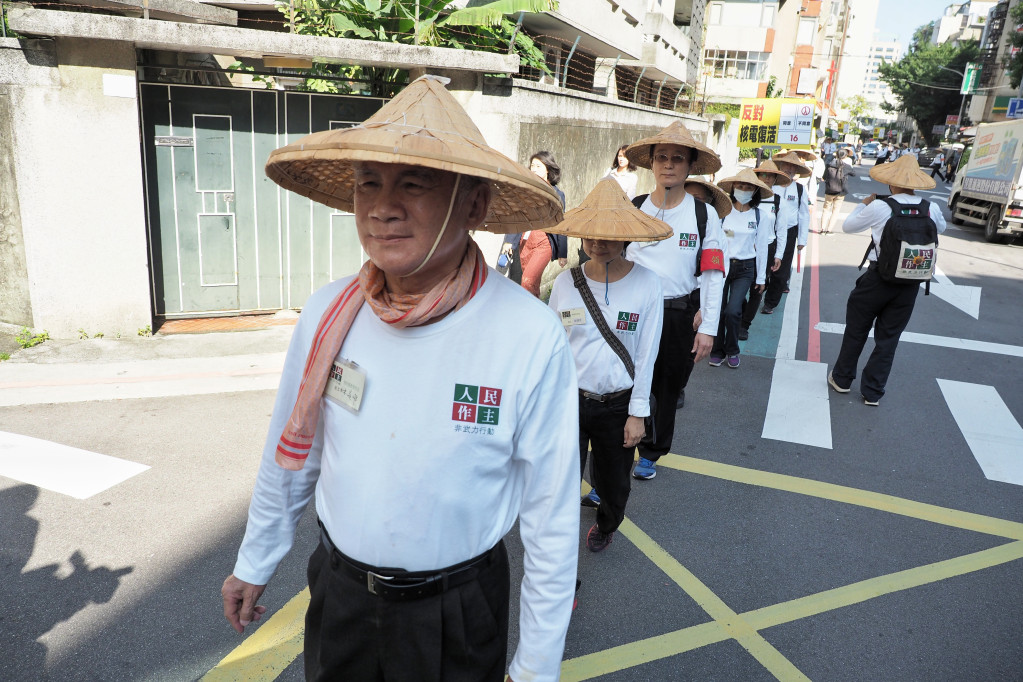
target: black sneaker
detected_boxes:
[761,305,775,315]
[738,327,749,341]
[586,524,614,552]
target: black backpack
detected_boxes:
[633,193,709,274]
[860,196,938,291]
[823,161,847,195]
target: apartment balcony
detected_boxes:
[704,25,773,53]
[518,0,647,59]
[620,11,693,84]
[705,76,762,102]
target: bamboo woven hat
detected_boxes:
[624,121,722,175]
[544,178,672,242]
[787,148,818,162]
[869,154,936,190]
[682,177,732,219]
[264,75,563,233]
[716,168,773,200]
[754,160,792,188]
[771,151,811,177]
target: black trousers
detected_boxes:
[930,165,946,181]
[764,225,797,308]
[742,240,776,330]
[713,258,756,357]
[304,538,510,682]
[831,267,920,402]
[638,301,697,463]
[579,390,633,533]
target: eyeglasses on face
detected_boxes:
[652,153,689,165]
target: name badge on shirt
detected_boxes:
[324,359,366,414]
[559,308,586,328]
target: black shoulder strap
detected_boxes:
[693,198,708,276]
[632,194,649,209]
[570,267,635,380]
[754,206,760,226]
[859,195,898,269]
[795,182,804,203]
[773,194,781,212]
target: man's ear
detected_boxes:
[463,181,492,230]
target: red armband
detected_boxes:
[700,248,726,274]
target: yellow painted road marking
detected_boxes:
[202,588,310,682]
[658,454,1023,540]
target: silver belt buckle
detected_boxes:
[366,570,393,595]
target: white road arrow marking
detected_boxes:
[925,266,981,319]
[937,380,1023,487]
[815,322,1023,357]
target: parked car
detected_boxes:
[861,142,879,158]
[836,142,860,164]
[917,147,945,167]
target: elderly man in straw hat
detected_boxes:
[622,121,727,481]
[547,178,670,552]
[828,155,946,406]
[761,151,811,316]
[220,76,580,682]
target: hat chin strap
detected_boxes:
[406,174,462,277]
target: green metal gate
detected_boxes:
[140,84,385,317]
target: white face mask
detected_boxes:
[733,189,756,205]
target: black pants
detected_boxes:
[304,539,510,682]
[579,390,633,533]
[831,267,919,402]
[638,300,697,463]
[714,258,756,357]
[742,240,776,330]
[930,165,946,181]
[764,225,797,309]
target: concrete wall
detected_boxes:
[0,38,152,339]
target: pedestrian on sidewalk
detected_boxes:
[820,149,852,235]
[221,76,580,682]
[739,160,789,340]
[548,179,668,552]
[761,151,810,315]
[828,155,946,406]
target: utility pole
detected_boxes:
[828,0,852,114]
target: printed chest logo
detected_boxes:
[747,221,757,231]
[452,383,502,434]
[679,233,698,248]
[616,311,640,331]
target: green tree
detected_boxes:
[878,26,978,144]
[840,95,870,122]
[280,0,556,96]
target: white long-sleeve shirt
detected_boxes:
[549,263,663,417]
[722,206,771,285]
[625,192,726,335]
[842,192,947,260]
[234,270,580,682]
[773,181,811,249]
[603,167,639,199]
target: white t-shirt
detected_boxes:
[842,193,947,260]
[773,181,811,248]
[234,269,580,682]
[625,192,725,335]
[604,167,639,199]
[549,264,663,417]
[722,205,771,285]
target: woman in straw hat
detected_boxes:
[828,155,946,406]
[708,169,774,368]
[683,176,733,220]
[224,75,580,682]
[761,151,811,315]
[622,121,726,481]
[548,178,669,552]
[739,160,789,339]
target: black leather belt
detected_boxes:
[730,257,755,263]
[579,387,631,403]
[664,289,700,310]
[318,521,498,601]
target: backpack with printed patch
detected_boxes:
[633,193,709,274]
[823,160,848,195]
[860,196,938,288]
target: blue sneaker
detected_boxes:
[633,457,656,480]
[581,488,600,508]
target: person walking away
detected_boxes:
[761,151,810,315]
[739,160,788,340]
[221,76,579,682]
[604,144,639,200]
[708,169,773,367]
[548,179,668,551]
[930,150,946,181]
[622,121,726,481]
[820,149,852,234]
[828,155,946,406]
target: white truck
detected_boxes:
[947,119,1023,243]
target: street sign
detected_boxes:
[961,63,980,94]
[1007,97,1023,119]
[738,98,816,149]
[946,115,960,126]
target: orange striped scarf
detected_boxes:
[276,240,489,470]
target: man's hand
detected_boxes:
[222,574,268,634]
[771,258,781,272]
[692,310,702,331]
[623,416,645,448]
[692,332,714,363]
[862,193,876,205]
[754,283,765,293]
[797,244,805,252]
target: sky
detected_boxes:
[874,0,967,53]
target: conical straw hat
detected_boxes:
[624,121,722,175]
[265,75,563,233]
[545,178,672,242]
[868,154,936,190]
[683,177,732,219]
[787,148,818,161]
[716,168,773,201]
[771,151,811,177]
[754,160,792,188]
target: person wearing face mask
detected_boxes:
[761,151,810,315]
[708,170,774,368]
[739,160,788,340]
[548,179,668,552]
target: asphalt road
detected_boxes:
[1,163,1021,681]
